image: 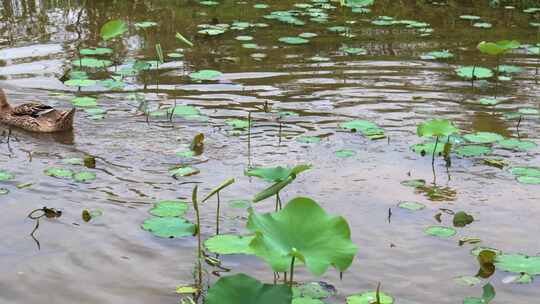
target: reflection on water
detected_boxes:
[0,0,540,304]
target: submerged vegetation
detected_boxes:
[0,0,539,303]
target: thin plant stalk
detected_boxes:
[432,136,439,166]
[216,191,221,235]
[289,256,296,288]
[495,56,500,98]
[192,186,202,289]
[248,112,252,167]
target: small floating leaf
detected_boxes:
[455,66,493,79]
[204,234,255,255]
[346,291,394,304]
[169,167,200,178]
[73,171,96,183]
[71,96,97,107]
[206,274,292,304]
[149,200,188,217]
[425,226,456,238]
[279,37,310,45]
[398,201,426,211]
[463,132,504,144]
[141,217,196,238]
[453,211,474,227]
[45,167,74,179]
[0,170,14,181]
[335,149,356,158]
[189,70,223,81]
[497,139,537,151]
[455,145,492,157]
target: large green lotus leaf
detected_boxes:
[346,291,394,304]
[517,176,540,185]
[100,19,128,41]
[341,120,378,132]
[246,166,292,182]
[455,66,493,79]
[204,234,255,255]
[421,50,454,60]
[65,79,97,87]
[463,283,495,304]
[0,170,14,181]
[141,217,195,238]
[498,65,523,74]
[455,145,492,157]
[417,119,459,137]
[206,273,292,304]
[463,132,504,144]
[149,200,188,217]
[497,139,537,151]
[247,197,358,275]
[495,254,540,275]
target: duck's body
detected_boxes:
[0,89,75,133]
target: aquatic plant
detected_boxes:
[477,40,520,95]
[416,119,459,165]
[206,273,292,304]
[202,178,235,235]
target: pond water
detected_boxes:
[1,0,540,303]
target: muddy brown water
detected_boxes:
[1,0,540,303]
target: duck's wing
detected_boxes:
[12,103,55,118]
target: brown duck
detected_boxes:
[0,88,75,132]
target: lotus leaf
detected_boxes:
[229,199,251,209]
[335,149,356,158]
[421,50,454,60]
[425,226,456,238]
[463,132,504,144]
[292,282,336,299]
[71,97,97,107]
[455,276,482,286]
[297,136,322,143]
[72,58,113,68]
[279,37,310,45]
[189,70,223,81]
[417,119,458,138]
[135,21,158,28]
[206,274,292,304]
[478,98,499,105]
[45,167,74,179]
[100,20,128,41]
[455,145,492,157]
[0,188,8,195]
[464,283,495,304]
[292,298,324,304]
[79,48,113,55]
[518,108,539,115]
[340,47,367,55]
[169,167,200,178]
[498,65,523,74]
[149,200,188,217]
[400,179,425,187]
[494,254,540,275]
[473,22,492,28]
[398,201,425,211]
[497,139,537,151]
[247,197,358,275]
[142,216,195,238]
[73,171,96,183]
[167,105,200,117]
[455,66,493,79]
[517,176,540,185]
[346,291,394,304]
[226,119,249,129]
[411,141,444,156]
[453,211,474,227]
[65,79,96,87]
[204,234,255,255]
[299,32,318,38]
[0,170,14,181]
[477,40,520,56]
[246,166,292,182]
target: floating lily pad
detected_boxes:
[463,132,504,144]
[135,21,158,28]
[400,179,426,187]
[417,119,459,137]
[0,170,14,181]
[398,201,426,211]
[340,47,367,55]
[453,211,474,227]
[341,120,385,139]
[420,50,454,60]
[79,47,113,55]
[299,32,318,38]
[497,139,537,151]
[473,22,492,29]
[246,166,295,182]
[478,98,500,106]
[455,66,493,79]
[293,282,336,299]
[71,96,97,107]
[498,65,523,74]
[64,79,97,87]
[189,70,223,81]
[169,167,200,178]
[346,291,394,304]
[100,19,128,41]
[63,158,84,165]
[45,167,74,179]
[460,15,481,20]
[204,234,255,255]
[495,253,540,275]
[72,57,113,68]
[411,141,444,156]
[425,226,456,238]
[167,105,200,117]
[149,200,188,217]
[517,176,540,185]
[518,108,539,115]
[279,37,309,45]
[73,171,96,183]
[292,298,324,304]
[141,217,196,238]
[455,145,492,157]
[0,188,9,195]
[335,149,356,158]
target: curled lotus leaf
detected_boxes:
[247,197,358,275]
[206,273,292,304]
